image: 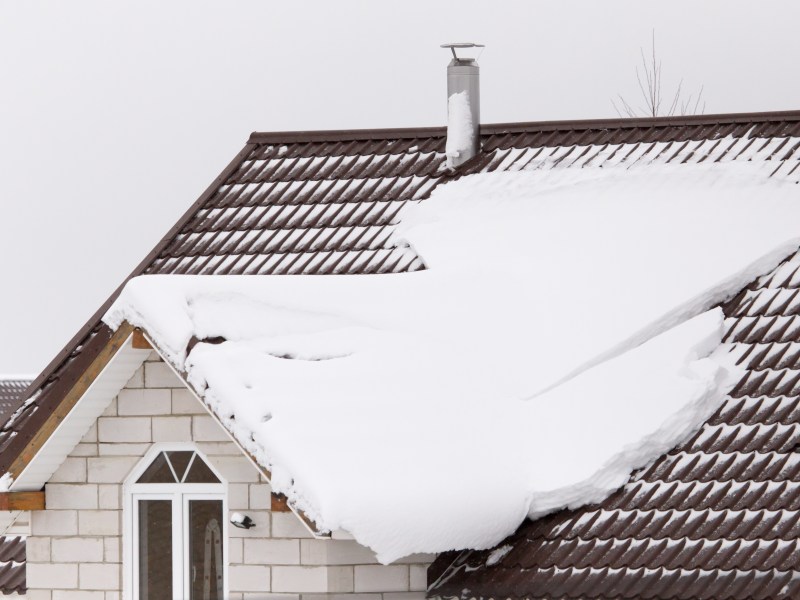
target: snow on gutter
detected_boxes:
[105,157,800,563]
[136,327,328,539]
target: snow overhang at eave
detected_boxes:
[10,322,327,538]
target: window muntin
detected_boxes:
[137,451,220,485]
[126,446,226,600]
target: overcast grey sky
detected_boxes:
[1,0,799,375]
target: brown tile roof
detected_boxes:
[3,111,800,592]
[428,249,800,599]
[0,536,25,595]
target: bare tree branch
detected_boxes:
[610,30,706,118]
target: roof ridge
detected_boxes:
[248,109,800,144]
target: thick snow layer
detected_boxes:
[445,91,473,166]
[105,158,800,562]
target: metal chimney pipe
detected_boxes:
[441,43,484,168]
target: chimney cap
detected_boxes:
[441,42,485,60]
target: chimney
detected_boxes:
[442,43,484,168]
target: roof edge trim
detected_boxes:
[248,109,800,144]
[8,323,138,486]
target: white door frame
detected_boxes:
[123,443,228,600]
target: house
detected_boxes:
[2,46,800,600]
[0,379,32,597]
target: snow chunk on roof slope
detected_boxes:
[105,158,800,562]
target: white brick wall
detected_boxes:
[26,354,432,598]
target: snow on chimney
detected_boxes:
[442,43,484,168]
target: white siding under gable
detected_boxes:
[12,335,151,492]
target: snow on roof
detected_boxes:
[0,379,31,428]
[105,151,800,563]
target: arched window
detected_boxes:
[125,445,227,600]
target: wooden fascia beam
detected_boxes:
[0,491,45,511]
[131,328,153,350]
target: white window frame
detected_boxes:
[123,443,228,600]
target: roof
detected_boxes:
[428,249,800,599]
[0,536,25,595]
[0,380,30,429]
[4,111,800,467]
[1,109,800,564]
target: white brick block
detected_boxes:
[54,591,105,600]
[52,537,104,562]
[98,443,151,456]
[249,483,272,509]
[301,540,378,565]
[32,510,78,536]
[97,417,151,443]
[25,590,53,600]
[50,458,87,483]
[144,361,180,387]
[152,416,192,442]
[271,567,353,593]
[26,536,50,562]
[271,567,328,593]
[88,457,138,483]
[196,441,242,456]
[79,510,119,536]
[354,565,408,593]
[318,566,354,593]
[104,536,120,563]
[383,593,426,600]
[27,563,78,589]
[301,595,380,600]
[213,456,259,482]
[101,399,118,417]
[117,388,171,415]
[192,415,230,442]
[98,485,120,510]
[81,423,98,443]
[125,364,144,388]
[244,538,299,565]
[71,442,98,457]
[244,595,299,600]
[104,592,121,600]
[229,537,243,564]
[229,483,250,510]
[46,484,97,510]
[228,565,271,592]
[80,563,121,590]
[409,565,427,591]
[272,512,313,539]
[172,388,205,414]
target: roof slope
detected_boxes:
[3,110,800,484]
[429,249,800,599]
